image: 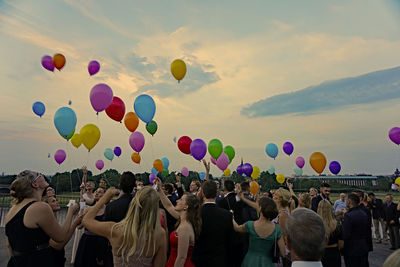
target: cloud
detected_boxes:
[241,66,400,117]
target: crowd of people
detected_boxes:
[4,162,400,267]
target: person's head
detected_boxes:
[317,200,336,234]
[309,187,317,197]
[386,194,393,203]
[339,193,346,200]
[86,181,95,191]
[201,180,217,200]
[383,248,400,267]
[224,180,235,193]
[285,208,326,261]
[162,183,174,195]
[119,171,136,194]
[136,180,144,190]
[99,178,108,189]
[298,193,311,209]
[240,181,250,194]
[352,189,364,202]
[94,187,105,201]
[190,180,200,193]
[368,192,375,201]
[258,197,278,220]
[42,195,60,212]
[214,180,220,189]
[319,183,331,198]
[45,186,56,197]
[273,188,291,208]
[175,193,202,237]
[347,193,360,208]
[263,191,272,198]
[10,170,49,204]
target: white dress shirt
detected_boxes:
[291,261,323,267]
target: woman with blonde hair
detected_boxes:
[82,186,167,267]
[317,199,343,267]
[298,193,311,209]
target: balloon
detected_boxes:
[134,94,156,123]
[131,152,141,164]
[178,136,192,154]
[48,153,51,158]
[294,166,303,176]
[389,127,400,145]
[80,124,101,151]
[251,166,260,179]
[104,148,114,161]
[68,100,72,105]
[114,146,121,157]
[224,146,235,163]
[153,159,163,173]
[32,101,45,117]
[296,156,305,169]
[129,131,145,152]
[173,136,177,143]
[265,143,278,159]
[181,167,189,177]
[161,157,170,169]
[243,163,253,177]
[268,165,275,174]
[208,139,223,159]
[146,121,158,136]
[190,139,207,161]
[224,168,231,177]
[95,160,104,170]
[216,152,229,171]
[105,96,125,122]
[41,55,54,71]
[171,59,187,82]
[88,60,100,76]
[71,134,82,148]
[210,157,217,165]
[54,107,77,139]
[237,165,244,175]
[283,142,294,156]
[54,149,66,165]
[52,53,66,71]
[310,152,327,174]
[199,172,206,180]
[61,129,75,141]
[124,112,139,132]
[395,177,400,185]
[151,167,158,175]
[329,161,341,175]
[90,83,114,113]
[250,181,260,195]
[162,169,169,177]
[276,174,285,184]
[149,173,156,184]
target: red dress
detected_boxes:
[166,230,194,267]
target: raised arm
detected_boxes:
[175,174,185,198]
[156,178,180,219]
[286,179,297,198]
[232,217,247,233]
[50,213,83,250]
[238,192,258,210]
[202,159,210,181]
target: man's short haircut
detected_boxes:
[285,208,326,261]
[240,181,250,192]
[347,193,360,206]
[368,192,375,197]
[224,180,235,192]
[163,183,174,195]
[320,182,330,188]
[202,180,217,199]
[352,189,364,199]
[119,171,136,194]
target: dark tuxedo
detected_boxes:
[104,193,133,222]
[359,204,373,252]
[368,198,385,219]
[384,201,400,249]
[311,194,331,212]
[218,192,244,224]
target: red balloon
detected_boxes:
[105,97,125,122]
[178,136,192,154]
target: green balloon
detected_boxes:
[162,168,169,177]
[223,145,235,163]
[146,121,158,136]
[61,129,75,141]
[208,139,223,159]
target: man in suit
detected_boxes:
[368,192,388,244]
[352,189,373,252]
[311,182,331,212]
[240,181,258,222]
[384,194,400,250]
[342,193,370,267]
[192,180,234,267]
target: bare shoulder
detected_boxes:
[28,201,52,213]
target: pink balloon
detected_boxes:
[129,131,145,152]
[96,160,104,170]
[54,149,66,165]
[88,60,100,76]
[216,152,229,171]
[41,55,54,72]
[296,156,305,169]
[181,167,189,177]
[149,173,156,184]
[210,157,217,165]
[90,83,114,113]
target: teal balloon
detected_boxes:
[151,167,158,174]
[134,94,156,123]
[208,139,223,159]
[161,157,169,169]
[224,145,235,163]
[60,129,75,141]
[104,148,114,161]
[265,143,278,159]
[146,121,158,136]
[199,172,206,180]
[268,165,275,174]
[294,166,303,176]
[162,168,169,177]
[54,107,77,138]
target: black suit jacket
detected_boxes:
[359,204,373,252]
[368,199,385,219]
[104,193,133,222]
[218,192,245,224]
[342,206,370,257]
[384,202,400,225]
[192,203,234,267]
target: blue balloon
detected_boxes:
[161,157,169,169]
[294,166,303,176]
[151,167,158,174]
[104,148,114,161]
[268,165,275,174]
[265,143,278,159]
[199,172,206,180]
[32,101,45,117]
[134,94,156,123]
[54,107,77,138]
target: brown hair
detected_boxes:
[259,197,278,220]
[299,193,311,208]
[183,193,202,238]
[10,170,37,204]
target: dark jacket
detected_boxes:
[241,194,258,222]
[384,202,400,226]
[218,192,244,224]
[368,198,385,219]
[104,193,133,222]
[342,206,370,257]
[359,204,373,252]
[311,194,331,212]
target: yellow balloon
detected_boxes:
[71,134,82,148]
[251,166,260,179]
[224,168,231,177]
[276,174,285,184]
[80,124,100,152]
[171,59,187,82]
[395,177,400,185]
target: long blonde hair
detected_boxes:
[317,199,337,235]
[113,187,160,262]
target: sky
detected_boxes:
[1,0,400,177]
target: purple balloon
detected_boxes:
[129,131,145,152]
[210,157,217,165]
[149,173,156,184]
[190,139,207,161]
[88,60,100,76]
[90,83,114,113]
[181,167,189,177]
[237,165,244,175]
[329,161,341,175]
[389,127,400,145]
[54,149,66,165]
[243,163,253,177]
[96,159,104,170]
[283,142,294,156]
[114,146,121,157]
[296,156,305,169]
[216,152,229,171]
[41,55,54,72]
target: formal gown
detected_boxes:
[322,225,342,267]
[166,230,195,267]
[241,221,282,267]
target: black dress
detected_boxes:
[6,201,53,267]
[51,247,66,267]
[322,224,342,267]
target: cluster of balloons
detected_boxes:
[151,157,170,177]
[265,141,294,159]
[309,152,341,175]
[171,59,187,83]
[41,54,66,72]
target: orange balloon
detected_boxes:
[153,159,163,173]
[309,152,327,174]
[52,53,66,71]
[250,181,260,195]
[124,112,139,132]
[131,152,141,164]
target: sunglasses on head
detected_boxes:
[31,173,44,183]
